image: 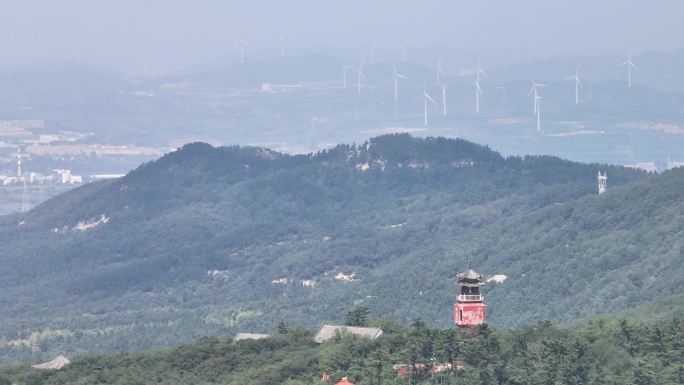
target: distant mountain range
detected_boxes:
[2,48,684,93]
[1,50,683,167]
[1,134,682,362]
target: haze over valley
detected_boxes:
[2,1,684,214]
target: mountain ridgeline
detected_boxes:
[1,134,682,362]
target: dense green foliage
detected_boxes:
[346,307,371,327]
[0,318,681,385]
[1,134,681,362]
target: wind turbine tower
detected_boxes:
[240,38,249,64]
[392,64,409,101]
[474,60,486,113]
[536,95,542,131]
[436,58,444,85]
[401,36,410,63]
[356,62,366,94]
[475,59,486,81]
[529,80,547,116]
[474,78,482,113]
[618,49,637,88]
[441,84,448,117]
[419,83,436,127]
[567,65,582,104]
[341,64,354,90]
[598,171,607,194]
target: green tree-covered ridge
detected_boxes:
[1,318,681,385]
[0,134,681,362]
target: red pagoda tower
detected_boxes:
[454,262,487,328]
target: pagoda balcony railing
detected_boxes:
[458,294,483,302]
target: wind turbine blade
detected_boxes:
[575,64,581,75]
[617,61,629,67]
[425,94,436,104]
[630,61,638,70]
[528,87,535,97]
[476,82,482,94]
[397,74,409,80]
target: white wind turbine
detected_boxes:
[566,64,582,104]
[536,94,542,131]
[473,59,486,112]
[240,38,249,64]
[401,36,411,63]
[441,83,448,117]
[474,79,483,113]
[528,80,547,130]
[341,64,355,90]
[356,62,366,94]
[392,63,409,101]
[618,49,637,88]
[475,58,486,82]
[418,83,436,126]
[528,80,547,115]
[436,57,445,85]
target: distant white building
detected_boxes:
[667,161,684,170]
[28,172,55,184]
[90,174,125,181]
[233,333,270,342]
[0,176,20,186]
[31,355,70,370]
[53,169,82,184]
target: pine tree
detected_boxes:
[346,306,371,327]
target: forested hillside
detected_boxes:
[0,318,681,385]
[2,134,681,363]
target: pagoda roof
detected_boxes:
[456,264,487,285]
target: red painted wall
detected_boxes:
[454,303,486,326]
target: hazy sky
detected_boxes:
[1,0,683,74]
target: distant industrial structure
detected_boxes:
[0,169,83,186]
[598,171,607,194]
